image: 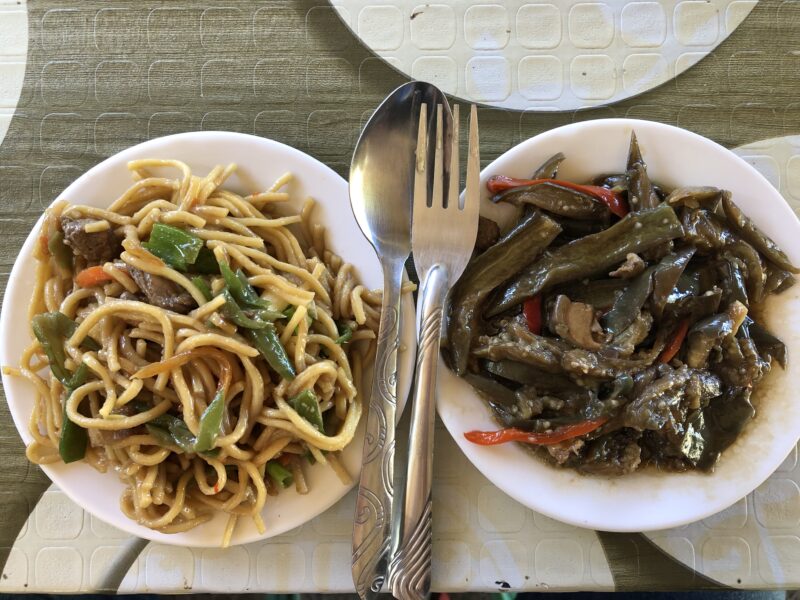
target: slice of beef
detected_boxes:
[127,265,196,314]
[60,217,122,263]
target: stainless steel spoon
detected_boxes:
[349,81,448,600]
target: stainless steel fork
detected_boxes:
[388,103,480,600]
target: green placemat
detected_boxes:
[0,0,799,593]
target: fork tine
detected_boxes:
[392,101,478,600]
[414,103,428,215]
[448,104,460,210]
[431,104,444,209]
[465,104,480,220]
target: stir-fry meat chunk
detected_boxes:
[60,217,122,263]
[127,266,196,314]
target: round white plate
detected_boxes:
[437,118,800,532]
[0,131,417,547]
[329,0,757,111]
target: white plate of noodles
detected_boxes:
[0,131,416,547]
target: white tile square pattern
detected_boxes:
[569,3,615,49]
[620,2,667,46]
[516,4,562,49]
[464,4,510,50]
[518,55,563,100]
[409,4,456,50]
[357,6,403,51]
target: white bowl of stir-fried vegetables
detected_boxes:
[438,118,800,531]
[0,131,416,546]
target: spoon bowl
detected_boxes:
[350,81,450,257]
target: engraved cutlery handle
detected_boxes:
[390,264,449,600]
[352,259,404,600]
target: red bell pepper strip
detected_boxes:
[658,318,690,364]
[523,295,543,335]
[487,175,629,218]
[464,418,608,446]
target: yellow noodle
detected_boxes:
[191,228,264,248]
[246,274,315,306]
[63,205,132,226]
[307,444,327,465]
[160,210,206,229]
[194,205,229,220]
[269,173,292,192]
[107,177,181,213]
[288,460,308,495]
[103,281,125,298]
[327,452,353,486]
[247,191,290,205]
[102,263,139,294]
[130,200,178,221]
[128,446,171,466]
[281,304,307,346]
[222,514,237,548]
[252,435,292,467]
[190,295,227,322]
[84,219,111,233]
[234,215,301,228]
[175,333,260,358]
